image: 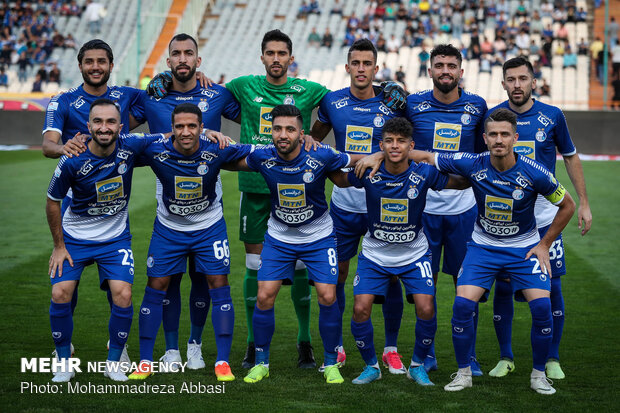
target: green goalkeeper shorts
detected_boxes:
[239,192,270,244]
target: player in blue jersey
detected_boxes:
[128,103,250,382]
[229,105,366,384]
[330,117,469,385]
[405,44,488,374]
[310,38,408,374]
[132,34,241,374]
[46,99,164,382]
[487,57,592,380]
[407,108,575,394]
[41,40,144,362]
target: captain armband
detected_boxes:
[545,183,566,205]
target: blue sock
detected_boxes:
[351,318,377,366]
[413,317,437,364]
[471,302,479,360]
[493,279,514,359]
[106,289,114,311]
[49,301,73,359]
[548,277,564,361]
[253,306,275,365]
[108,304,133,361]
[336,282,346,347]
[188,263,210,345]
[138,286,166,361]
[451,296,476,368]
[210,286,234,362]
[427,295,437,359]
[529,297,553,371]
[319,302,341,366]
[70,288,78,315]
[163,275,182,350]
[382,280,403,348]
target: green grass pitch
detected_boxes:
[0,151,618,412]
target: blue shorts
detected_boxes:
[422,206,476,276]
[51,237,134,289]
[330,201,367,262]
[539,225,566,277]
[146,217,230,277]
[458,242,551,296]
[353,251,435,298]
[258,232,339,285]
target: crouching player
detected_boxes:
[47,99,164,382]
[331,118,468,385]
[231,104,365,384]
[405,108,575,394]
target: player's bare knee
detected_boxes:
[207,274,229,289]
[147,276,170,291]
[112,287,132,307]
[352,302,371,322]
[416,304,434,320]
[51,286,72,304]
[317,289,336,306]
[256,292,276,310]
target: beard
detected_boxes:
[91,131,118,148]
[171,64,197,83]
[432,76,459,94]
[509,89,532,107]
[82,70,110,88]
[276,137,299,156]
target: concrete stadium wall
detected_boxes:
[2,110,619,155]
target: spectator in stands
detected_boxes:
[532,59,542,79]
[395,65,407,92]
[84,0,104,35]
[515,0,528,18]
[17,51,30,83]
[577,38,589,55]
[538,48,550,68]
[397,3,409,21]
[418,47,429,77]
[590,36,604,81]
[347,12,360,31]
[386,34,401,53]
[609,17,619,48]
[542,36,553,64]
[612,39,620,78]
[451,10,464,39]
[563,45,577,69]
[542,24,554,39]
[376,34,387,52]
[52,30,64,48]
[48,61,60,84]
[0,67,8,88]
[480,54,492,73]
[552,5,567,23]
[539,78,550,97]
[308,0,321,15]
[576,7,587,22]
[288,60,299,77]
[342,29,355,47]
[307,27,321,47]
[470,43,482,60]
[530,11,543,34]
[554,40,565,56]
[32,72,42,92]
[330,0,342,15]
[515,28,530,52]
[36,63,47,84]
[556,23,569,42]
[611,73,620,110]
[0,43,11,66]
[529,40,540,56]
[480,36,493,55]
[541,1,553,18]
[297,1,310,18]
[376,62,392,82]
[321,28,333,49]
[64,34,77,49]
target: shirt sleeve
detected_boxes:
[129,89,147,124]
[307,80,330,107]
[42,94,67,135]
[474,102,489,154]
[225,77,243,100]
[423,163,449,191]
[324,146,351,171]
[535,168,566,206]
[219,86,241,121]
[346,169,365,188]
[47,156,73,201]
[552,109,576,156]
[221,144,253,163]
[435,152,473,176]
[317,94,332,125]
[244,148,260,171]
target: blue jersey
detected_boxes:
[318,87,404,213]
[138,137,252,231]
[133,81,240,134]
[348,162,448,266]
[245,145,350,244]
[406,89,488,214]
[488,100,576,226]
[47,133,163,243]
[436,152,566,248]
[42,85,143,143]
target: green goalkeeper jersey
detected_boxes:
[226,75,329,194]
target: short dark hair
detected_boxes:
[348,38,377,63]
[171,103,202,124]
[78,39,113,65]
[502,56,534,77]
[382,117,413,140]
[485,108,517,132]
[168,33,198,52]
[261,29,292,55]
[89,98,120,116]
[271,104,302,125]
[430,44,462,64]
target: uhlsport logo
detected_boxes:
[380,198,408,224]
[277,183,306,208]
[175,176,202,200]
[514,141,535,159]
[95,176,124,202]
[259,107,273,135]
[345,125,373,153]
[484,196,513,221]
[433,122,461,151]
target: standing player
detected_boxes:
[330,117,468,385]
[128,103,251,382]
[225,29,330,369]
[310,39,407,373]
[133,33,241,372]
[46,99,163,382]
[230,105,364,384]
[487,57,592,379]
[405,44,487,373]
[410,108,575,394]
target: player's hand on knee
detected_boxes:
[355,152,384,178]
[146,71,173,98]
[578,204,592,236]
[301,134,319,151]
[381,81,408,111]
[49,246,73,278]
[525,243,552,277]
[63,132,87,157]
[196,71,214,88]
[205,130,234,149]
